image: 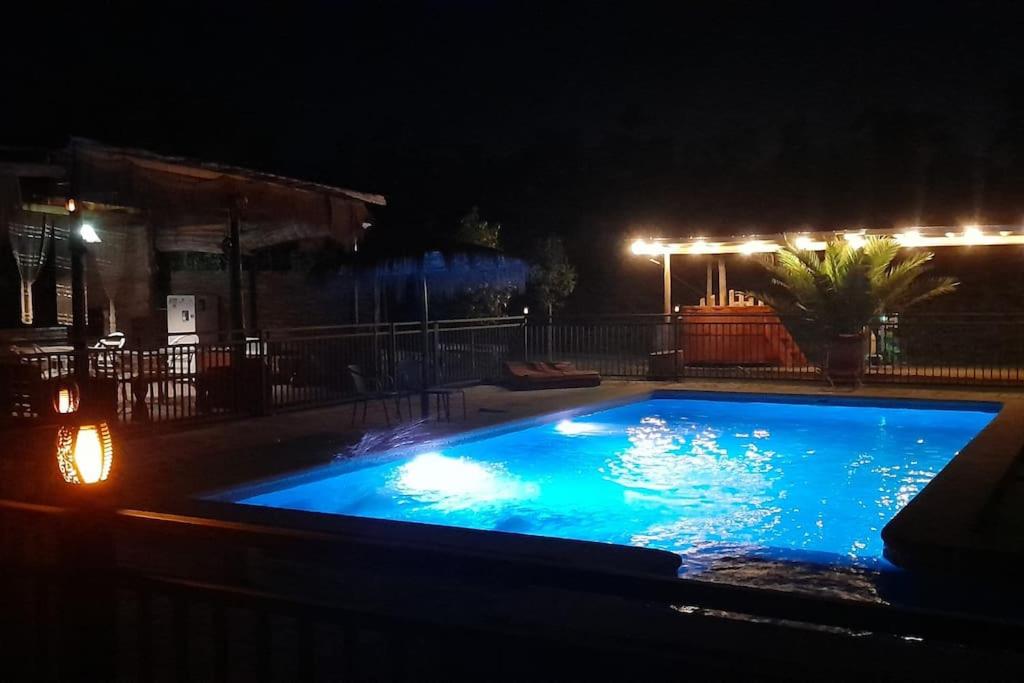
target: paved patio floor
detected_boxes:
[7,378,1023,574]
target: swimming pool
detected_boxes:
[221,392,997,580]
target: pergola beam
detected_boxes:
[630,225,1024,256]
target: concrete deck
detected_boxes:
[8,378,1024,576]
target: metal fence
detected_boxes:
[1,317,525,429]
[525,312,1024,386]
[3,498,1022,680]
[5,312,1022,431]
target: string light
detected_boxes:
[844,233,866,249]
[629,226,1024,256]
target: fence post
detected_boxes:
[432,321,441,385]
[523,314,529,362]
[673,313,681,381]
[389,322,398,384]
[546,304,553,361]
[257,329,271,416]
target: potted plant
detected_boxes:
[750,236,957,385]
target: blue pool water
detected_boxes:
[228,394,996,579]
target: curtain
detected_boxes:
[8,210,53,325]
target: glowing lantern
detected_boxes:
[52,382,81,415]
[56,421,114,485]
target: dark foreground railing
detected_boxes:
[2,498,1023,680]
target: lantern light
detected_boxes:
[522,306,529,315]
[56,421,114,485]
[52,382,81,415]
[630,239,647,255]
[65,198,77,213]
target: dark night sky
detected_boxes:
[4,1,1024,311]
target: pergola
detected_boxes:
[2,138,386,345]
[629,225,1024,314]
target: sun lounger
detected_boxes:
[503,361,601,390]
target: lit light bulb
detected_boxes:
[57,388,74,414]
[963,225,984,244]
[896,229,923,246]
[845,233,866,249]
[630,239,648,255]
[794,235,814,250]
[80,224,101,243]
[739,240,761,255]
[51,381,80,415]
[689,240,709,255]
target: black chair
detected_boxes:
[395,359,467,422]
[347,364,412,426]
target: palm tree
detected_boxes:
[750,236,957,381]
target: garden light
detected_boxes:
[56,421,114,485]
[52,381,81,415]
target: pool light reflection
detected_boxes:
[393,452,536,510]
[554,420,601,435]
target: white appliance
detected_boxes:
[167,295,219,346]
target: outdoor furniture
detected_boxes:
[503,361,601,390]
[396,359,466,422]
[347,364,410,426]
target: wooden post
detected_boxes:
[247,259,259,331]
[68,149,89,388]
[70,215,87,352]
[705,260,713,308]
[662,253,672,320]
[718,257,727,307]
[228,205,244,336]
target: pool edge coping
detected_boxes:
[208,384,1018,576]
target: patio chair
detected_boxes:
[347,364,411,426]
[395,359,467,421]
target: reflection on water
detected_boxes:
[392,452,538,511]
[237,398,995,601]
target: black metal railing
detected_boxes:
[5,311,1022,432]
[525,312,1024,385]
[1,317,527,430]
[3,498,1023,680]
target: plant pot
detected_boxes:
[827,333,865,384]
